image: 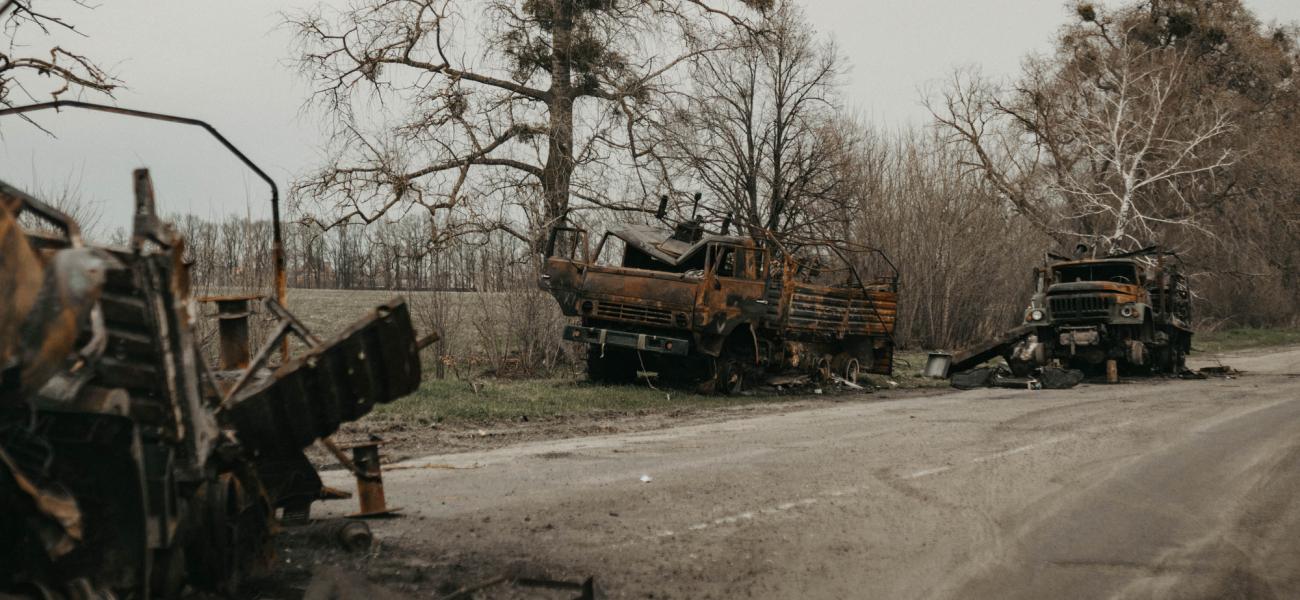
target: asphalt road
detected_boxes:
[320,347,1300,599]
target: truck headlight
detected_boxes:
[1120,304,1136,318]
[1029,309,1045,322]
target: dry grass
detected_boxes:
[373,378,725,423]
[282,288,484,341]
[1195,328,1300,354]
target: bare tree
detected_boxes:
[929,5,1236,254]
[654,0,847,238]
[841,125,1047,349]
[287,0,770,253]
[0,1,119,113]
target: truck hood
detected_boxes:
[580,266,699,308]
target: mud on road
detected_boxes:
[257,346,1300,599]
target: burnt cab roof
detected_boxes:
[609,224,752,267]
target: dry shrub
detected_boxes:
[408,270,574,379]
[408,289,467,379]
[468,277,574,377]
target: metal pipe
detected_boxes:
[349,443,394,517]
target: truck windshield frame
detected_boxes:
[1052,262,1140,285]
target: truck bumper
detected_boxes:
[562,325,690,356]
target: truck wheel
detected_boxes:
[1151,347,1171,374]
[716,358,744,395]
[814,355,833,382]
[843,358,860,385]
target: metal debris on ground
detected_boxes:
[1195,365,1241,379]
[951,366,1084,391]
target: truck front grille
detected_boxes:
[595,301,674,326]
[1049,295,1115,320]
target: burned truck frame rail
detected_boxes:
[541,214,899,393]
[1,102,428,598]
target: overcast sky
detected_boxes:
[2,0,1298,233]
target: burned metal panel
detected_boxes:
[224,300,421,456]
[0,203,44,387]
[780,287,897,337]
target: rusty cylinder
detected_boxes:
[351,443,390,516]
[211,296,256,370]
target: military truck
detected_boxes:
[539,198,898,393]
[1009,246,1193,376]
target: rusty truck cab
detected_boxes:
[1017,251,1191,374]
[541,222,768,358]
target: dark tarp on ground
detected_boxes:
[951,366,1084,390]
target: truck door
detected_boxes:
[698,243,767,334]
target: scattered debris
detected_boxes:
[296,520,375,553]
[1037,367,1087,389]
[951,366,1084,391]
[830,374,864,390]
[1197,365,1242,378]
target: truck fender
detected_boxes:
[696,318,757,358]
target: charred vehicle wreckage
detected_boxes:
[0,103,428,598]
[1009,246,1193,378]
[937,245,1194,387]
[540,195,898,393]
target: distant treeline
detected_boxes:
[167,214,532,294]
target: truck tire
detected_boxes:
[715,358,744,395]
[843,358,860,385]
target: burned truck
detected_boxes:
[539,198,898,393]
[1009,247,1193,376]
[1,103,426,598]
